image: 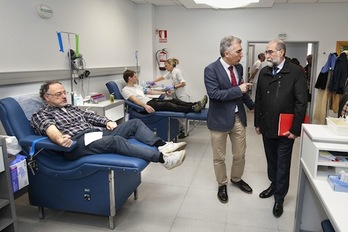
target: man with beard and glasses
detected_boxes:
[254,39,307,218]
[31,80,187,170]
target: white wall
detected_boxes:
[135,4,157,82]
[1,1,348,110]
[144,3,348,102]
[0,0,138,98]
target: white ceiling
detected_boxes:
[130,0,348,9]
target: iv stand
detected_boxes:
[56,30,78,105]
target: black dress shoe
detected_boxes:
[217,185,228,203]
[259,185,275,198]
[273,202,283,218]
[231,179,253,193]
[178,132,187,139]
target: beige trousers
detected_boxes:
[210,115,246,186]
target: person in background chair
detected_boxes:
[122,69,207,114]
[204,35,254,204]
[151,58,191,138]
[31,80,187,170]
[148,58,193,138]
[254,39,307,218]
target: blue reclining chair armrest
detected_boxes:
[125,100,147,113]
[19,135,77,154]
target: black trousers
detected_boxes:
[147,98,196,113]
[262,136,295,204]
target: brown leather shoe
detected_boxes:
[231,179,253,193]
[217,185,228,203]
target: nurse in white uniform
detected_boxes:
[153,58,190,102]
[152,58,191,138]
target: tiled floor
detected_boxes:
[15,111,300,231]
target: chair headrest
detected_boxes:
[106,80,126,100]
[0,97,37,140]
[12,93,44,120]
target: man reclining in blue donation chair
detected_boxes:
[121,69,208,114]
[31,80,187,169]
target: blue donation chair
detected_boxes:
[106,80,183,141]
[321,219,335,232]
[0,94,152,230]
[185,108,208,136]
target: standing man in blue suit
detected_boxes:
[204,35,254,204]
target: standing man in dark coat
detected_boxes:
[204,35,254,204]
[254,39,307,218]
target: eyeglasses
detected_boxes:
[46,90,67,97]
[265,50,279,55]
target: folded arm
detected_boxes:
[46,125,73,148]
[128,95,155,113]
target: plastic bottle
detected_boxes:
[78,94,83,105]
[73,93,81,106]
[110,93,114,103]
[73,93,78,105]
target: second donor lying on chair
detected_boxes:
[121,69,207,114]
[31,80,187,170]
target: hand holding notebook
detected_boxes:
[278,113,309,136]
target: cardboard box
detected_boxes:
[9,154,29,192]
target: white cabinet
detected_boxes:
[294,124,348,232]
[301,125,348,180]
[0,138,17,232]
[78,100,125,123]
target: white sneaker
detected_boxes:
[162,150,186,170]
[158,141,187,155]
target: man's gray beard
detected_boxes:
[267,61,274,67]
[267,57,280,67]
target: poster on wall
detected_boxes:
[158,30,167,43]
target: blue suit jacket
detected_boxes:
[204,58,254,132]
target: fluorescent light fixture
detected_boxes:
[194,0,259,9]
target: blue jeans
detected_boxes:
[65,119,161,161]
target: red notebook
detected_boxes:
[278,114,309,136]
